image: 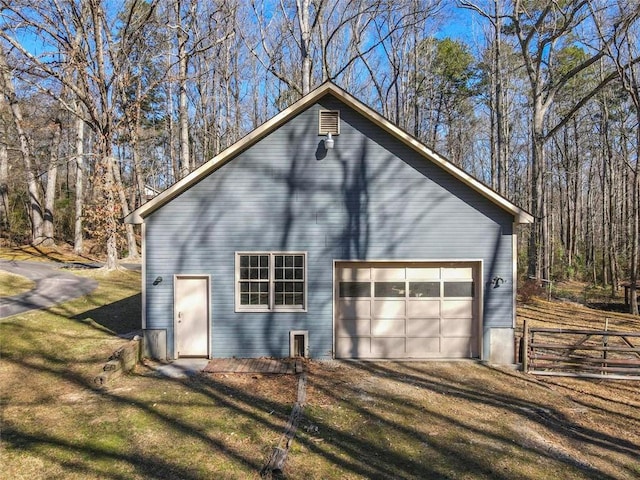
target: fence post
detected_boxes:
[523,319,529,373]
[602,318,609,376]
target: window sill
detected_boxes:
[235,307,307,313]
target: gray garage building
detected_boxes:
[125,82,533,364]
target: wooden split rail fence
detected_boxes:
[523,320,640,380]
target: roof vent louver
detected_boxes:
[319,110,340,135]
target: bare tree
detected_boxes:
[172,0,192,178]
[0,45,44,244]
[42,110,62,245]
[460,0,510,194]
[592,0,640,313]
[504,1,635,280]
[0,89,10,231]
[73,100,85,254]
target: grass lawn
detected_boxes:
[0,267,296,480]
[0,271,35,297]
[1,263,639,479]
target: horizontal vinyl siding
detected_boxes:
[145,95,515,359]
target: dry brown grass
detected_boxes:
[0,243,103,263]
[281,358,640,480]
[2,267,638,479]
[517,295,640,334]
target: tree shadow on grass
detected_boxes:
[345,361,639,479]
[2,352,282,479]
[71,293,142,336]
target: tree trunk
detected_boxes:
[296,0,312,96]
[175,0,191,179]
[42,115,62,246]
[629,114,640,315]
[528,115,546,280]
[131,128,145,208]
[0,103,9,231]
[494,0,507,196]
[0,46,44,243]
[109,155,139,259]
[99,154,120,270]
[74,110,85,254]
[89,0,118,270]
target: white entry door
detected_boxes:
[174,276,210,357]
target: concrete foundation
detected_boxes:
[143,329,167,360]
[483,327,515,364]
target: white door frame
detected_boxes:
[173,275,211,359]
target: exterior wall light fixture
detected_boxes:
[324,132,334,150]
[153,276,163,285]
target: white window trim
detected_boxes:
[235,251,308,313]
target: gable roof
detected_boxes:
[125,82,533,224]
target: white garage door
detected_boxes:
[335,262,480,359]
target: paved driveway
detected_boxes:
[0,260,99,318]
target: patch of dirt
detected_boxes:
[203,372,299,407]
[514,424,594,471]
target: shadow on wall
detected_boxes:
[72,293,142,336]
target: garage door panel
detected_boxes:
[408,299,440,317]
[407,337,440,355]
[373,268,405,281]
[442,317,474,336]
[407,268,440,280]
[372,318,405,336]
[338,299,371,318]
[442,299,473,318]
[444,281,474,298]
[336,336,371,358]
[441,337,475,357]
[409,282,440,298]
[338,268,371,281]
[407,318,440,336]
[337,318,371,336]
[371,337,405,357]
[442,267,473,280]
[374,299,405,318]
[339,282,370,298]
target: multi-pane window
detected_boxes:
[274,254,305,306]
[237,253,306,311]
[339,280,473,299]
[339,282,370,298]
[238,255,269,306]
